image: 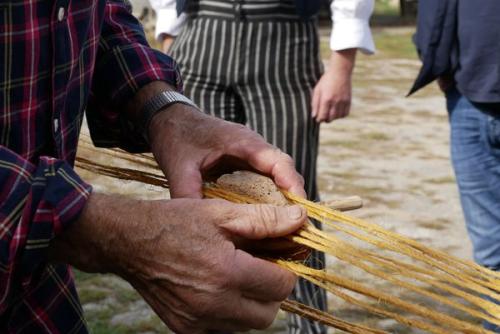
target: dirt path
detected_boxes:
[75,28,472,334]
[313,30,472,332]
[321,45,469,260]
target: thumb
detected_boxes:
[311,86,321,119]
[167,165,204,199]
[221,204,306,240]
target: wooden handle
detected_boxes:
[319,196,363,212]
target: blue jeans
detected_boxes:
[447,88,500,331]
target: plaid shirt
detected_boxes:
[0,1,180,333]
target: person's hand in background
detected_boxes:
[312,49,357,123]
[160,34,176,54]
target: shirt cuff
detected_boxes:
[20,157,92,283]
[330,19,376,55]
[155,8,187,40]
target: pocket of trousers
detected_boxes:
[487,116,500,149]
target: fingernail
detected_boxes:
[287,206,303,219]
[290,186,307,199]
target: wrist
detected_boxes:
[48,193,145,276]
[159,33,174,41]
[148,103,203,159]
[141,91,198,143]
[125,81,178,133]
[328,49,357,75]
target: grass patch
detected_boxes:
[360,131,391,141]
[78,287,109,304]
[373,30,417,59]
[419,219,449,231]
[321,139,365,150]
[84,307,116,332]
[418,153,449,161]
[88,320,167,334]
[116,289,142,304]
[425,176,455,184]
[74,269,95,282]
[88,322,124,334]
[75,273,161,333]
[379,199,403,209]
[362,107,403,117]
[411,109,448,120]
[374,0,400,16]
[320,40,331,62]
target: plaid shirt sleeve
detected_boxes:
[0,146,91,311]
[86,0,183,152]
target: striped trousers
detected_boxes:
[170,2,326,333]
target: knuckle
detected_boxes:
[272,147,284,157]
[297,174,305,187]
[255,316,276,330]
[233,123,248,131]
[169,319,195,334]
[279,152,294,165]
[200,291,238,323]
[192,298,214,319]
[277,273,297,300]
[233,303,247,323]
[224,121,248,134]
[254,205,279,236]
[211,270,227,287]
[211,260,234,288]
[255,305,280,329]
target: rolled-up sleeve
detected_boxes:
[87,0,182,152]
[0,146,91,309]
[330,0,376,55]
[150,0,187,40]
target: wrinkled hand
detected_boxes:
[120,199,306,333]
[311,49,356,123]
[148,105,306,199]
[49,194,306,333]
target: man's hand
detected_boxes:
[311,49,357,123]
[125,81,305,199]
[148,104,306,199]
[49,194,306,333]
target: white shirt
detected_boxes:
[149,0,375,54]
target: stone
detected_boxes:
[216,171,289,206]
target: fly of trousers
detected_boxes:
[170,4,327,333]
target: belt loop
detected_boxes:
[233,0,244,21]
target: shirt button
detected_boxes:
[57,7,65,21]
[54,119,59,132]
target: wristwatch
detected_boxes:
[140,91,198,142]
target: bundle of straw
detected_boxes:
[75,141,500,334]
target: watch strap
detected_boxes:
[140,91,198,142]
